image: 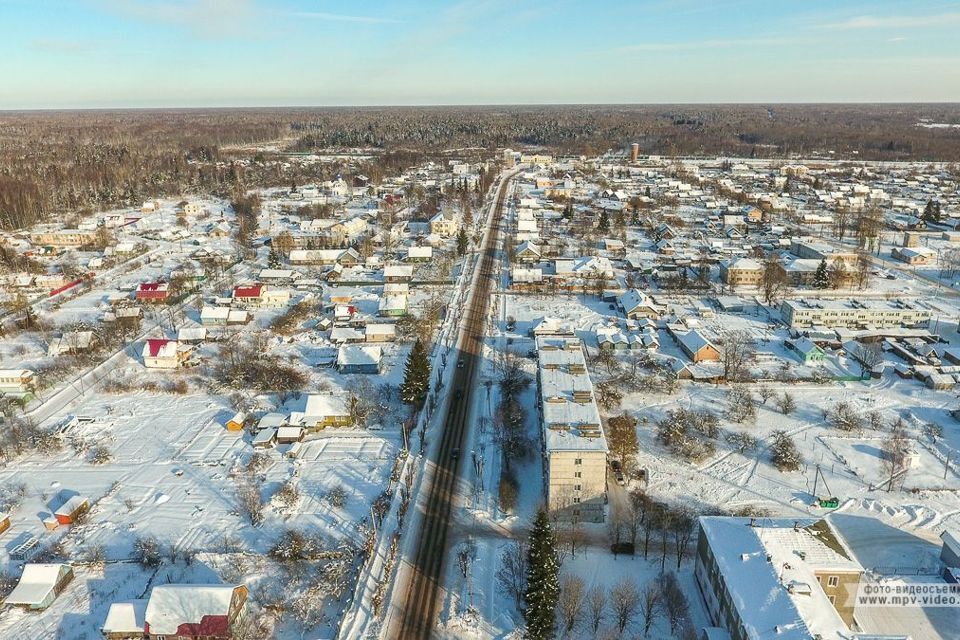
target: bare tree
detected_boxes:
[721,329,756,382]
[610,577,642,633]
[658,572,690,636]
[777,392,797,415]
[757,385,775,405]
[587,583,606,635]
[495,541,528,609]
[851,342,883,379]
[761,256,790,305]
[558,574,586,637]
[881,419,911,492]
[638,581,663,637]
[607,413,639,471]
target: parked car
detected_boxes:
[609,459,626,485]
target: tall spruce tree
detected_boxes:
[597,210,610,233]
[457,228,469,256]
[524,508,561,640]
[267,248,281,269]
[923,199,941,224]
[814,259,829,289]
[400,338,431,406]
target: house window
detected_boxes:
[574,458,582,465]
[573,497,581,503]
[574,472,582,478]
[827,576,839,587]
[575,484,582,491]
[828,595,836,605]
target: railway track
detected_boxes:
[388,172,513,640]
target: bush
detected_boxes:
[272,482,301,512]
[725,431,758,454]
[134,535,163,568]
[325,484,348,509]
[269,528,325,563]
[770,430,802,471]
[88,444,113,465]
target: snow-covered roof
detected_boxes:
[143,339,178,359]
[337,345,382,366]
[5,564,71,606]
[677,330,715,356]
[699,517,861,640]
[177,327,207,342]
[144,584,240,635]
[102,600,147,634]
[300,393,350,419]
[407,246,432,258]
[383,265,414,278]
[200,306,228,321]
[536,337,607,453]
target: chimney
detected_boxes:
[630,143,640,162]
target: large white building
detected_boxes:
[536,337,608,523]
[780,298,933,330]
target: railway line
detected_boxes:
[387,171,513,640]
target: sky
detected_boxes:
[1,0,959,108]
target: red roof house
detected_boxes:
[142,584,247,639]
[232,284,263,301]
[135,282,170,302]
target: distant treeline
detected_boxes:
[1,104,959,231]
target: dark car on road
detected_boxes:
[609,459,626,486]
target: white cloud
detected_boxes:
[821,12,960,30]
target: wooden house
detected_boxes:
[54,495,89,525]
[676,330,721,363]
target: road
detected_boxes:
[384,172,513,640]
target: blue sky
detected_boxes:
[1,0,959,108]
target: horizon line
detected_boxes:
[2,100,960,113]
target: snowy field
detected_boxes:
[0,386,401,639]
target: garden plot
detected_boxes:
[822,435,960,491]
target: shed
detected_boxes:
[4,564,74,610]
[54,495,89,525]
[252,428,277,449]
[224,412,246,432]
[102,599,147,640]
[276,426,304,444]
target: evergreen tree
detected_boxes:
[400,338,431,407]
[597,210,610,234]
[524,508,561,640]
[814,259,829,289]
[267,248,281,269]
[456,228,469,256]
[923,199,941,224]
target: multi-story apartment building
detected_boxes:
[29,229,97,247]
[695,517,863,640]
[790,238,857,262]
[719,258,763,286]
[536,337,607,523]
[780,298,933,329]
